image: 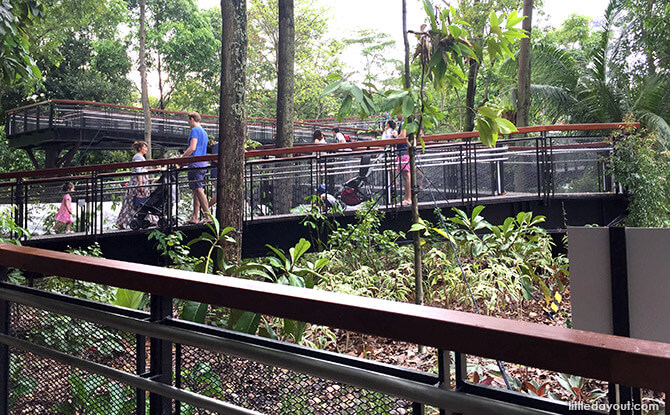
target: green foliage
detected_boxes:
[323,2,525,146]
[0,0,44,84]
[111,288,145,310]
[609,126,670,227]
[423,206,567,312]
[0,205,30,244]
[53,371,134,415]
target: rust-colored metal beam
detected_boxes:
[0,243,668,394]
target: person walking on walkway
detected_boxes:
[182,112,210,224]
[116,141,153,229]
[51,182,75,234]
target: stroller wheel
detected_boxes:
[129,219,140,231]
[142,219,151,229]
[157,218,168,231]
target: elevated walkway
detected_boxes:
[0,122,633,262]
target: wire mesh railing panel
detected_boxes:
[502,149,541,195]
[10,303,137,373]
[551,149,610,194]
[9,350,138,415]
[177,344,413,415]
[7,302,139,414]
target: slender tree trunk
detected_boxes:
[516,0,533,127]
[402,0,410,90]
[275,0,295,213]
[158,55,164,110]
[139,0,152,158]
[218,0,247,262]
[276,0,294,148]
[644,0,656,76]
[464,58,479,132]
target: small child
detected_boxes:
[50,182,75,235]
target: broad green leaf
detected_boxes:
[338,95,353,120]
[401,95,415,118]
[233,311,261,334]
[321,80,342,97]
[423,0,437,30]
[181,301,208,323]
[448,25,462,38]
[477,106,500,119]
[495,118,518,135]
[351,84,364,106]
[112,288,144,310]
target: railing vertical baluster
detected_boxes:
[412,402,424,414]
[36,105,41,130]
[14,178,23,240]
[99,174,104,235]
[452,352,467,415]
[473,141,479,202]
[136,334,146,414]
[438,349,450,415]
[535,137,542,198]
[149,294,173,415]
[174,343,182,415]
[91,172,98,236]
[249,163,254,222]
[0,267,9,415]
[48,102,54,128]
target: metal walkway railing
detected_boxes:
[0,243,667,414]
[0,123,632,239]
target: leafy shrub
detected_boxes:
[609,126,670,227]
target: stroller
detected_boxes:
[129,173,174,231]
[335,154,382,207]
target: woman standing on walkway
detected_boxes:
[116,141,151,229]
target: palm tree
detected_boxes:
[507,0,670,143]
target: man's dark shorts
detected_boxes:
[188,168,206,190]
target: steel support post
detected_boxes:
[438,349,451,415]
[607,227,641,415]
[136,334,146,415]
[0,268,9,415]
[149,295,173,415]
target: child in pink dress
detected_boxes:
[51,182,75,234]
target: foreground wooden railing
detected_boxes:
[0,243,667,413]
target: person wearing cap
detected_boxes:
[316,184,339,212]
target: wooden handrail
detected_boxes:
[0,242,669,396]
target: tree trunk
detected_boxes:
[402,0,410,90]
[516,0,533,128]
[139,0,152,158]
[276,0,294,148]
[644,0,656,76]
[218,0,247,262]
[464,58,479,132]
[275,0,295,214]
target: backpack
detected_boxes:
[339,188,362,206]
[343,134,351,142]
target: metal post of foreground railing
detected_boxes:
[149,294,173,415]
[438,349,451,415]
[0,267,9,415]
[136,333,147,415]
[607,227,642,415]
[453,352,467,415]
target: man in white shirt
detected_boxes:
[332,127,346,144]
